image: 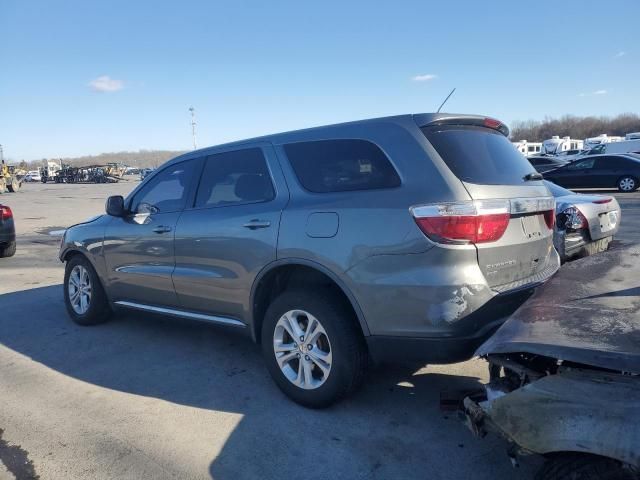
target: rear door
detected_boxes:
[421,123,556,290]
[172,144,288,321]
[559,158,598,188]
[595,156,626,188]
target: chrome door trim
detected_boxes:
[114,301,246,327]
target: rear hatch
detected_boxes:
[417,117,557,291]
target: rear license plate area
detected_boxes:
[521,214,542,238]
[600,211,618,233]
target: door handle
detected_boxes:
[243,219,271,230]
[152,225,172,234]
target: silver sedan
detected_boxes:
[545,181,621,261]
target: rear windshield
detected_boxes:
[421,125,537,185]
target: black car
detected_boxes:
[544,154,640,192]
[527,155,570,173]
[0,204,16,258]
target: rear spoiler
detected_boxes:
[418,115,510,137]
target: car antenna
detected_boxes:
[436,88,456,113]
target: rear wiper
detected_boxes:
[523,172,543,181]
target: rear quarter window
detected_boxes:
[421,125,537,185]
[283,139,401,193]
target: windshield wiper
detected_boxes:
[523,172,543,181]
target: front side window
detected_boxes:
[195,148,275,208]
[284,139,401,193]
[567,158,596,170]
[130,159,198,214]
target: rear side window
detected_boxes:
[284,139,401,193]
[195,148,275,208]
[567,158,596,170]
[421,125,536,185]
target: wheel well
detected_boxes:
[62,249,84,263]
[252,264,364,343]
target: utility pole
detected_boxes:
[189,107,197,150]
[0,144,4,163]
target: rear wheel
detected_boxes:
[64,255,112,325]
[617,176,638,192]
[0,241,16,258]
[536,453,638,480]
[261,289,368,408]
[7,177,20,192]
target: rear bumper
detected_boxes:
[366,288,534,365]
[0,231,15,245]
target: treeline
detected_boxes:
[510,113,640,142]
[18,149,186,170]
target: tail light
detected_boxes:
[559,206,588,230]
[0,205,12,221]
[592,197,612,204]
[543,210,555,229]
[411,200,510,244]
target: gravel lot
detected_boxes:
[1,181,638,480]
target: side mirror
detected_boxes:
[105,195,126,217]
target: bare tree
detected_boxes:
[510,113,640,141]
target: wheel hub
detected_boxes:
[273,310,333,390]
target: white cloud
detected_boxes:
[613,51,626,58]
[88,75,124,93]
[578,89,608,97]
[411,74,437,82]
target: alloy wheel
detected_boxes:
[68,265,92,315]
[273,310,332,390]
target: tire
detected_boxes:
[63,255,112,326]
[536,453,638,480]
[617,176,638,192]
[7,177,19,192]
[261,288,368,408]
[0,241,16,258]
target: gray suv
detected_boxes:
[60,113,560,407]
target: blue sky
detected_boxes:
[1,0,638,161]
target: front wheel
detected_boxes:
[64,255,112,325]
[261,289,368,408]
[617,176,638,192]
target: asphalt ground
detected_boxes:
[0,181,638,480]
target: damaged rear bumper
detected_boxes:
[366,289,534,364]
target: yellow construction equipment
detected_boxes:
[0,159,22,194]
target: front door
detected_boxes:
[103,158,201,307]
[557,157,597,188]
[172,144,288,322]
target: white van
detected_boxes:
[589,139,640,155]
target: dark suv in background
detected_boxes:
[59,113,559,407]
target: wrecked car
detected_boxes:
[463,243,639,480]
[545,180,621,262]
